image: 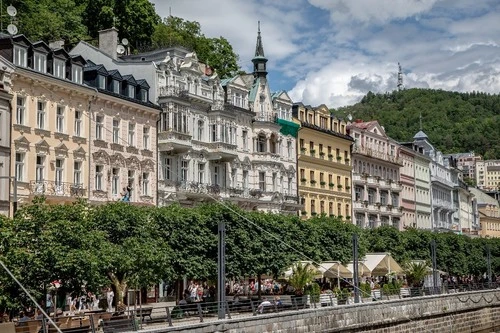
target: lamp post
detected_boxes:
[217,219,226,319]
[431,239,438,294]
[0,176,18,217]
[352,233,360,303]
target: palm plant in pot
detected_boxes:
[289,262,316,305]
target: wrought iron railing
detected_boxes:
[29,181,86,197]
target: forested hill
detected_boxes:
[335,89,500,159]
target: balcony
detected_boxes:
[391,181,402,192]
[158,130,192,152]
[353,174,365,184]
[208,141,238,161]
[352,145,403,165]
[158,85,189,99]
[29,181,86,197]
[431,175,455,188]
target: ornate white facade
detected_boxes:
[155,26,299,213]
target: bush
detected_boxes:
[359,282,372,298]
[305,282,321,302]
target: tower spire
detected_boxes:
[397,62,404,91]
[252,21,268,78]
[255,21,265,57]
[419,112,423,131]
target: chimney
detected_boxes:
[98,27,119,60]
[49,40,65,49]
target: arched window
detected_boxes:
[257,133,266,153]
[269,133,278,154]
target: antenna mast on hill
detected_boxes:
[397,62,404,91]
[419,112,423,131]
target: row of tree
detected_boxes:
[1,198,499,310]
[336,89,500,159]
[4,1,239,78]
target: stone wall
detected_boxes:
[147,290,500,333]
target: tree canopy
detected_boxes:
[1,199,499,311]
[335,89,500,159]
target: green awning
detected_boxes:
[276,118,300,138]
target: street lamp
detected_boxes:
[0,176,18,217]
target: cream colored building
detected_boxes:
[293,103,353,219]
[0,34,159,210]
[476,160,500,191]
[470,187,500,238]
[0,57,14,216]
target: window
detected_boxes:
[311,199,316,214]
[242,130,248,150]
[233,93,242,107]
[310,170,315,182]
[163,158,171,180]
[33,53,47,73]
[97,75,106,89]
[16,97,25,125]
[128,123,135,146]
[329,202,333,215]
[113,119,120,144]
[355,186,363,201]
[214,166,219,185]
[320,173,324,183]
[54,59,65,78]
[112,80,120,93]
[15,153,24,182]
[95,115,103,140]
[36,155,45,182]
[95,165,103,190]
[272,173,277,191]
[380,191,387,205]
[368,189,375,204]
[142,172,149,195]
[181,161,188,181]
[127,85,135,98]
[300,139,304,150]
[73,161,82,185]
[56,106,65,133]
[55,159,64,186]
[197,120,204,141]
[259,172,266,191]
[72,65,83,84]
[392,193,399,207]
[231,169,237,187]
[287,141,292,158]
[300,169,305,179]
[112,168,120,195]
[74,110,82,137]
[37,101,45,129]
[139,89,147,102]
[320,201,325,214]
[198,163,205,183]
[211,124,217,142]
[127,170,135,188]
[143,127,150,149]
[257,134,266,152]
[13,46,27,67]
[338,203,342,216]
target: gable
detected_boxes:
[274,90,293,103]
[368,122,388,138]
[229,76,248,89]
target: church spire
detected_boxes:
[252,21,268,78]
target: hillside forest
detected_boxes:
[336,89,500,159]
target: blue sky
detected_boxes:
[150,0,500,108]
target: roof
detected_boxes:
[469,188,499,206]
[248,77,260,102]
[414,130,429,139]
[349,120,377,130]
[345,262,371,277]
[361,253,403,276]
[317,261,353,279]
[282,261,322,279]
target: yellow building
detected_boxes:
[292,103,353,219]
[470,188,500,238]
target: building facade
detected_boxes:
[0,57,14,216]
[348,120,403,229]
[293,103,353,219]
[446,152,481,183]
[476,159,500,191]
[470,187,500,238]
[399,145,416,228]
[84,62,160,205]
[0,34,93,210]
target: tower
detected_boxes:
[252,21,268,78]
[397,62,404,91]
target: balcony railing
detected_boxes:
[352,145,403,165]
[158,85,188,98]
[29,181,86,197]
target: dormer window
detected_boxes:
[138,89,147,102]
[13,46,27,67]
[97,75,106,89]
[54,59,66,79]
[72,65,82,84]
[34,52,47,73]
[112,80,120,94]
[127,85,135,98]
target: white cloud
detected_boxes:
[307,0,440,24]
[151,0,500,108]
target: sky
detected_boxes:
[150,0,500,108]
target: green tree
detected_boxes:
[403,261,429,287]
[152,16,240,78]
[288,262,316,296]
[9,0,88,43]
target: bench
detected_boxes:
[319,294,337,307]
[400,288,411,298]
[371,289,381,300]
[134,307,153,322]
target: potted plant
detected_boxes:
[337,185,343,190]
[319,152,325,157]
[289,262,316,305]
[310,149,316,154]
[346,185,351,190]
[301,178,307,183]
[300,147,307,152]
[320,181,326,186]
[346,215,351,220]
[328,154,334,160]
[329,182,335,188]
[345,158,350,163]
[404,261,429,288]
[360,282,372,301]
[310,180,317,185]
[301,210,307,216]
[334,288,350,305]
[311,212,317,216]
[336,156,342,161]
